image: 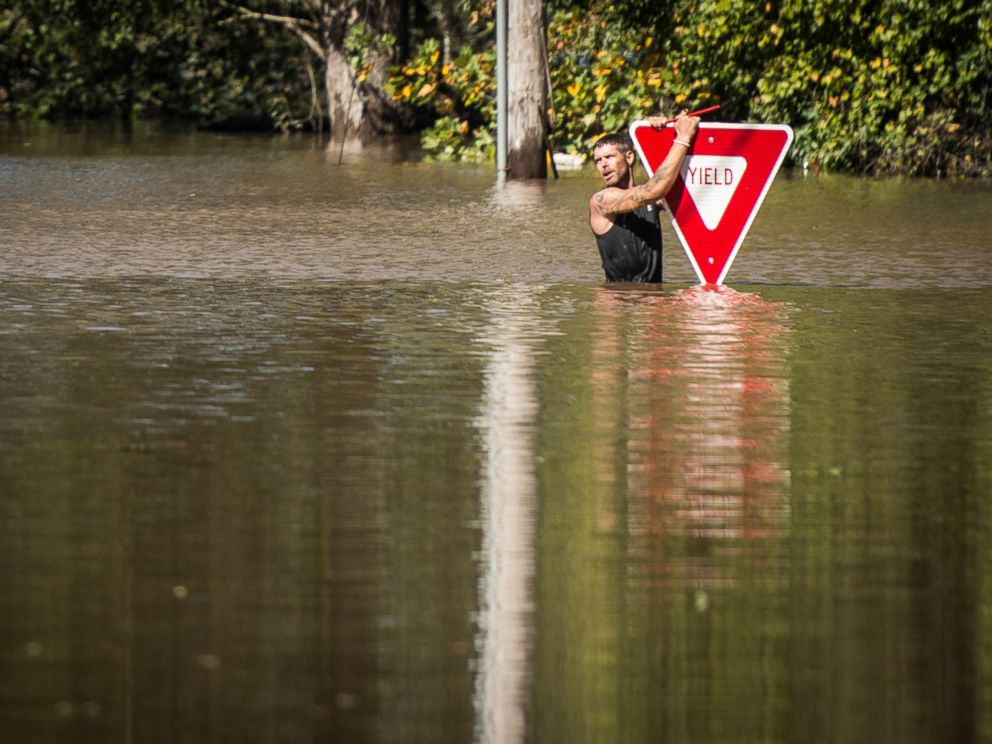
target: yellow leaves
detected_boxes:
[594,83,607,103]
[401,83,412,99]
[567,82,581,97]
[759,22,782,49]
[675,92,688,104]
[417,82,436,98]
[430,50,440,65]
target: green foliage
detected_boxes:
[0,0,313,129]
[2,0,990,175]
[547,9,663,154]
[387,32,497,162]
[387,4,665,162]
[345,21,397,81]
[659,0,992,175]
[389,0,991,175]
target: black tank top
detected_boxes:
[594,204,662,283]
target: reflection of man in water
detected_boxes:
[589,112,699,282]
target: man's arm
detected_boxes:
[590,113,699,224]
[591,157,681,216]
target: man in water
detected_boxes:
[589,111,699,282]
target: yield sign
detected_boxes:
[629,121,793,285]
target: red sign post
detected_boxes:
[629,121,793,285]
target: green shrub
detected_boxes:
[387,36,497,161]
[659,0,992,175]
[389,0,992,175]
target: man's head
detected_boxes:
[592,133,637,187]
[593,132,633,154]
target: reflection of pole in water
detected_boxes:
[473,286,541,744]
[490,179,547,211]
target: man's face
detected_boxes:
[593,143,633,187]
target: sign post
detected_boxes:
[629,122,793,285]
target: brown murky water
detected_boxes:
[1,121,991,743]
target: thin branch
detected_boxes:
[219,0,325,60]
[0,11,25,46]
[306,59,324,132]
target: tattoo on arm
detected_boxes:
[649,163,672,185]
[595,162,673,217]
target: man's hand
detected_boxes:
[672,112,700,144]
[648,110,700,147]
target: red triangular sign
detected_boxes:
[629,121,793,285]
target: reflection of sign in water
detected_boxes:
[629,122,793,285]
[592,286,792,595]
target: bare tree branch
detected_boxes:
[219,0,325,60]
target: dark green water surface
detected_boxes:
[1,122,991,743]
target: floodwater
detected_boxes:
[1,121,991,744]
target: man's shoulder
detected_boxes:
[589,188,621,235]
[589,186,628,216]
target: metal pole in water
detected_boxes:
[496,0,507,177]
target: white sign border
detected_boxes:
[628,121,794,285]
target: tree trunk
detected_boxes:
[226,0,407,143]
[506,0,547,179]
[359,0,401,136]
[325,45,364,144]
[323,0,403,145]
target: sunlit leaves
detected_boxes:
[546,7,662,157]
[664,0,992,175]
[386,36,496,161]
